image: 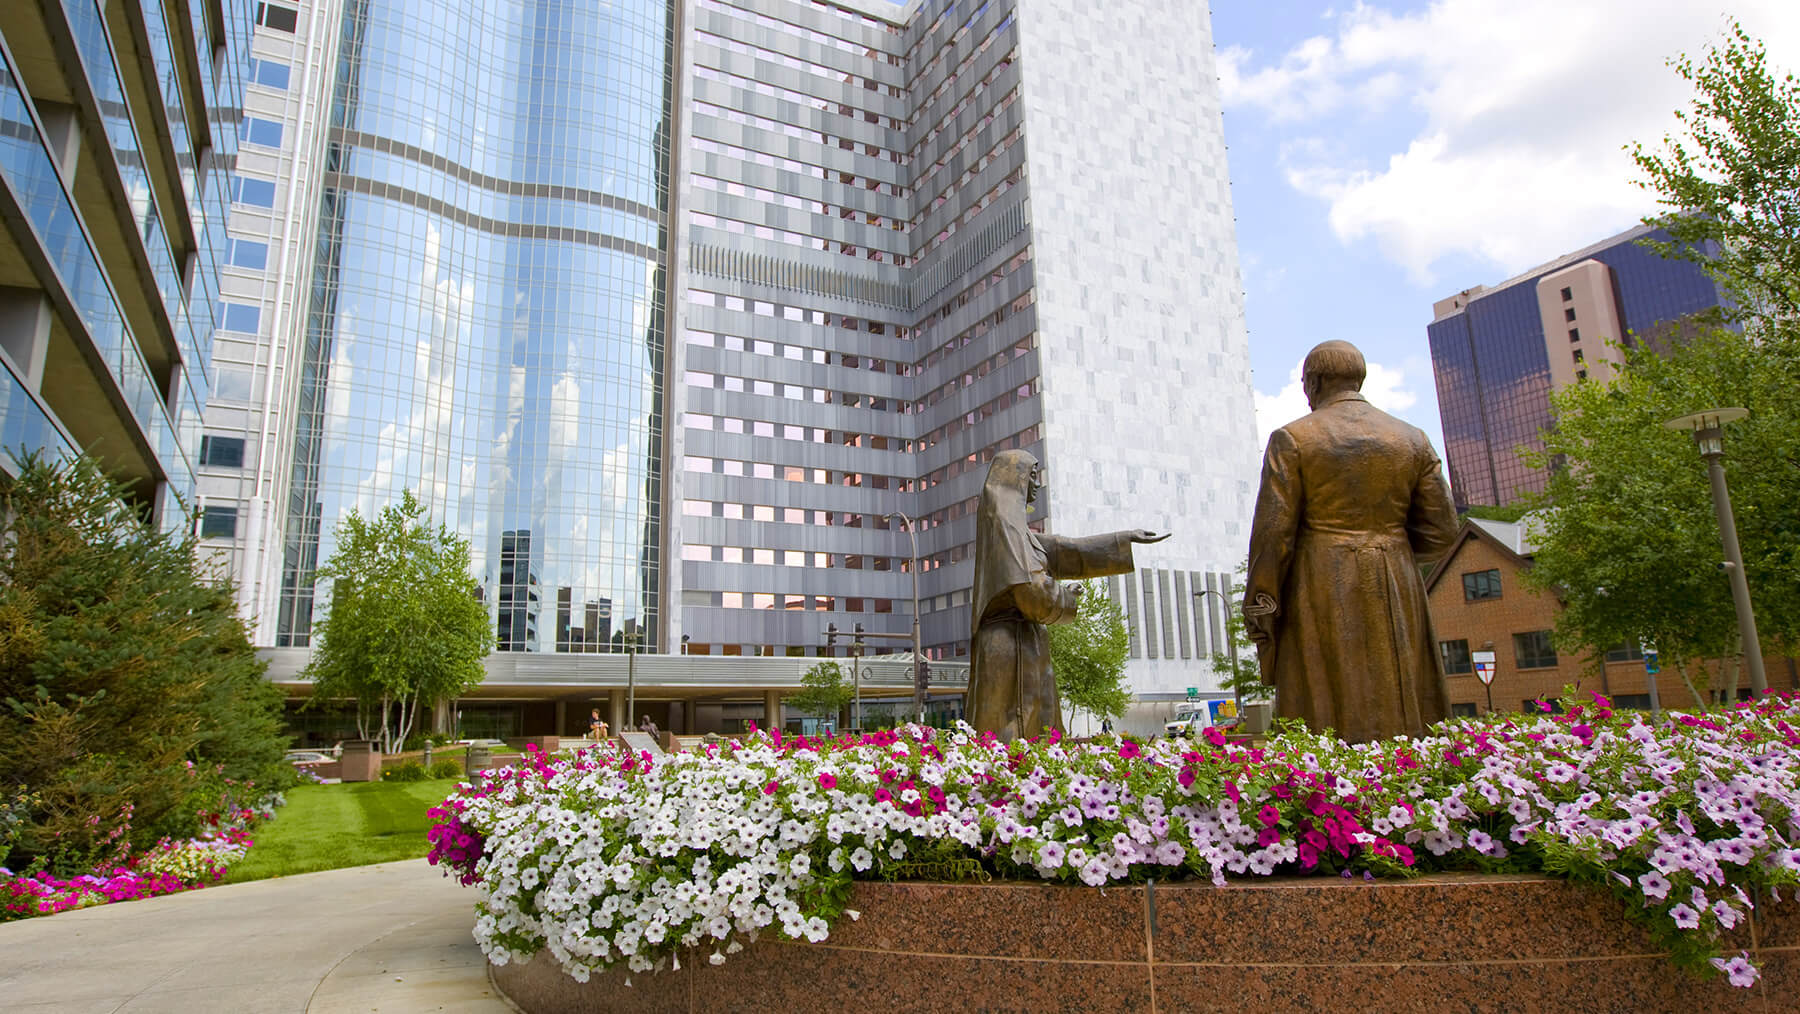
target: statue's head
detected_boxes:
[1302,340,1366,409]
[986,449,1041,507]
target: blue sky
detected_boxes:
[1209,0,1800,458]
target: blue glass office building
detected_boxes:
[275,0,677,649]
[1428,224,1725,509]
[1,0,251,516]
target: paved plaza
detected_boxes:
[0,860,507,1013]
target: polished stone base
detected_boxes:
[490,874,1792,1012]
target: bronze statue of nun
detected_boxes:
[965,449,1168,740]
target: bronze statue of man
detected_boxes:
[966,449,1167,741]
[1243,340,1459,743]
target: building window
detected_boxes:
[1573,349,1584,363]
[229,176,276,207]
[219,301,261,333]
[199,435,246,468]
[1451,702,1478,718]
[247,57,290,90]
[1439,639,1473,675]
[1564,307,1577,322]
[1603,642,1645,662]
[1611,693,1652,710]
[256,2,299,32]
[241,116,283,147]
[1523,697,1566,714]
[1568,327,1580,342]
[213,365,255,402]
[200,506,239,539]
[225,237,269,270]
[1577,369,1588,380]
[1513,630,1558,669]
[1560,286,1573,301]
[1462,569,1502,601]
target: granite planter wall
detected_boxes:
[488,873,1797,1012]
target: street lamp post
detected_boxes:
[1194,588,1241,728]
[624,628,640,728]
[884,511,925,723]
[1664,407,1767,698]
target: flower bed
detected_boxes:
[429,692,1800,990]
[0,794,278,921]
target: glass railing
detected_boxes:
[0,356,76,475]
[0,55,192,489]
[58,0,191,346]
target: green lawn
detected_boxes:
[227,779,459,883]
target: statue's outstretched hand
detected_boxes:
[1130,530,1171,544]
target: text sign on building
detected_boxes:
[1472,650,1497,686]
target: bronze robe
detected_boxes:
[966,451,1137,741]
[1244,391,1459,743]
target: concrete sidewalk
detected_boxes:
[0,859,512,1014]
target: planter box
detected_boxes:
[490,874,1791,1012]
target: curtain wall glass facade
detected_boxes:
[1428,226,1724,509]
[276,0,676,649]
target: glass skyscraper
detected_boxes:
[1428,223,1725,509]
[1,0,251,520]
[273,0,677,649]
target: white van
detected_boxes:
[1164,701,1236,738]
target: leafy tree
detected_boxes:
[1463,503,1532,524]
[1523,331,1800,699]
[789,661,853,726]
[0,454,285,870]
[1631,20,1800,333]
[302,490,488,753]
[1049,580,1132,729]
[1209,573,1272,706]
[1525,24,1800,700]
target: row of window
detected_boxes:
[1440,632,1557,673]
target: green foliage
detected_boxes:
[428,759,464,780]
[788,661,853,721]
[302,490,489,753]
[1049,580,1132,726]
[382,761,429,783]
[1209,565,1272,705]
[1462,503,1533,523]
[0,454,285,870]
[1631,20,1800,332]
[1522,331,1800,679]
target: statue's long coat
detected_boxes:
[1244,390,1460,743]
[966,451,1136,741]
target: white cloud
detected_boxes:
[1222,1,1800,284]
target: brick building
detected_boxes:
[1426,518,1705,714]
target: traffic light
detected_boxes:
[825,623,839,653]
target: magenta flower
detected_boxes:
[817,773,837,790]
[1118,740,1142,760]
[1258,804,1281,828]
[763,780,779,795]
